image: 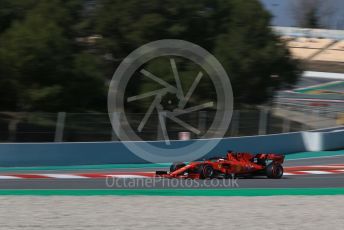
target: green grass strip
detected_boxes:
[1,188,344,196]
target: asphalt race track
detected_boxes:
[0,155,344,189]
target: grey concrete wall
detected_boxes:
[302,127,344,151]
[0,127,342,167]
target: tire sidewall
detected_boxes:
[200,165,214,179]
[266,163,283,179]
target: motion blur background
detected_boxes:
[0,0,343,142]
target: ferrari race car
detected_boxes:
[156,151,285,179]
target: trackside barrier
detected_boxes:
[0,127,342,166]
[302,127,344,151]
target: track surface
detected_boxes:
[0,155,344,189]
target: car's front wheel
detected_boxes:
[200,165,214,179]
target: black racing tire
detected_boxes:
[170,162,186,173]
[266,163,283,179]
[200,165,214,179]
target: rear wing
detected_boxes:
[256,153,285,164]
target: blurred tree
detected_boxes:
[95,0,300,109]
[0,0,300,112]
[0,0,106,112]
[0,0,37,33]
[214,0,300,104]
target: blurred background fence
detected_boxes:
[0,106,342,143]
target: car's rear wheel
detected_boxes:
[200,165,214,179]
[266,163,283,179]
[170,162,186,172]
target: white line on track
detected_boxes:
[305,165,344,168]
[0,176,22,179]
[283,173,296,176]
[299,170,334,174]
[38,174,88,179]
[106,175,151,178]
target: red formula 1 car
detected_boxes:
[156,151,285,179]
